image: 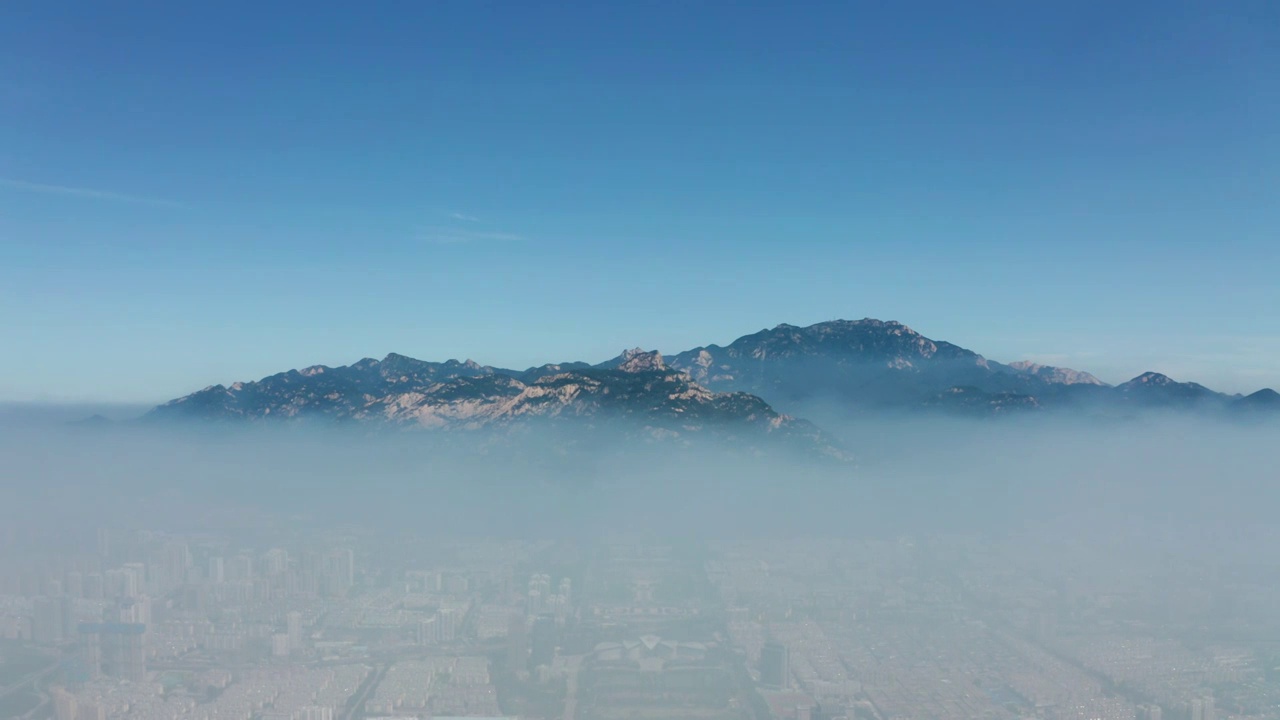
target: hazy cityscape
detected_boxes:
[5,2,1280,720]
[2,521,1277,720]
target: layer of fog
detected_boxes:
[0,402,152,427]
[2,411,1276,567]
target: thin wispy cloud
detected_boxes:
[419,226,524,245]
[450,212,481,223]
[0,177,188,208]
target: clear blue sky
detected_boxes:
[2,1,1278,402]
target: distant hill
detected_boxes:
[148,349,848,460]
[664,319,1254,418]
[144,318,1278,447]
[1230,388,1280,417]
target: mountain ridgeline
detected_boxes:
[665,319,1273,418]
[148,319,1278,455]
[148,348,846,460]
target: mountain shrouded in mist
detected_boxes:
[148,348,846,460]
[148,319,1278,446]
[664,319,1269,418]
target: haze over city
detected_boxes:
[2,3,1279,720]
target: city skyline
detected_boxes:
[1,522,1253,720]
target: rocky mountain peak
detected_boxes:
[145,346,842,459]
[615,348,666,373]
[1008,361,1107,386]
[1123,371,1177,387]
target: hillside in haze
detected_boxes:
[665,319,1275,419]
[148,349,846,460]
[148,319,1278,447]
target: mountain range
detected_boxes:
[663,319,1272,416]
[146,319,1279,456]
[148,348,845,459]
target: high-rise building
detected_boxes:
[529,614,557,670]
[33,597,64,644]
[120,630,145,682]
[323,549,354,596]
[83,573,103,600]
[61,595,76,641]
[761,641,790,688]
[164,541,190,588]
[103,570,124,599]
[65,572,83,599]
[298,706,334,720]
[208,557,225,584]
[118,596,151,627]
[437,608,457,642]
[286,611,303,651]
[527,574,551,613]
[78,699,107,720]
[336,549,354,585]
[418,617,438,645]
[1189,698,1204,720]
[444,573,468,595]
[228,554,254,583]
[80,627,101,679]
[272,633,291,657]
[262,548,289,575]
[79,622,146,681]
[123,563,146,590]
[507,614,528,674]
[52,687,78,720]
[1202,695,1215,720]
[111,563,144,599]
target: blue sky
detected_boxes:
[2,1,1278,402]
